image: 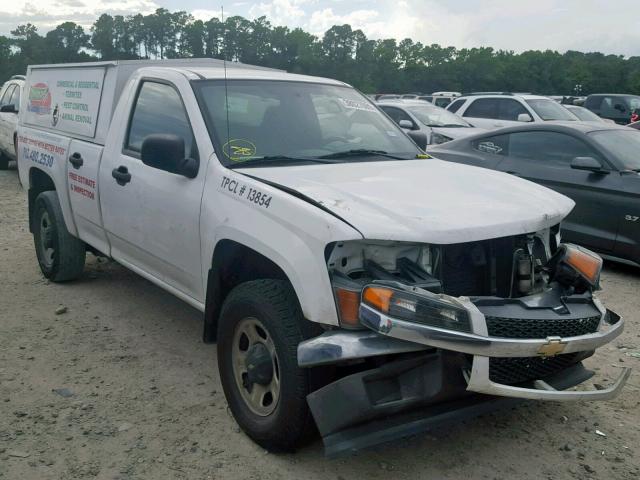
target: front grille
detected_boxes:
[489,353,582,385]
[486,315,600,339]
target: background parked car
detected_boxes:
[445,93,579,129]
[430,122,640,265]
[375,94,401,100]
[628,121,640,130]
[430,92,461,108]
[564,104,614,124]
[584,93,640,124]
[378,99,484,146]
[0,75,24,170]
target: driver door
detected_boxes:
[99,79,207,302]
[495,130,622,252]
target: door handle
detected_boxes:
[69,152,83,169]
[112,166,131,186]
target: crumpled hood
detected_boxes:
[237,158,574,244]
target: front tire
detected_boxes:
[217,279,315,452]
[33,191,86,281]
[0,153,8,170]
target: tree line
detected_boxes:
[2,8,639,95]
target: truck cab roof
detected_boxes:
[21,58,344,146]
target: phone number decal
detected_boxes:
[220,175,272,209]
[23,146,54,168]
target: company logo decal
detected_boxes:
[28,83,52,115]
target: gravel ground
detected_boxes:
[1,166,639,480]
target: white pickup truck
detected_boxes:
[17,59,630,455]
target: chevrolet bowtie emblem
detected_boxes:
[538,338,567,357]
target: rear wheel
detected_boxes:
[0,153,8,170]
[33,191,86,281]
[217,279,315,451]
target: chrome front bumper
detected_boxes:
[466,355,630,400]
[299,294,631,401]
[357,300,624,358]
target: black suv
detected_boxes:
[584,94,640,124]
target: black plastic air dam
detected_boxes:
[307,353,594,457]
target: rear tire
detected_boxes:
[217,279,316,452]
[0,153,8,170]
[33,191,86,281]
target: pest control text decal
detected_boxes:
[24,67,105,138]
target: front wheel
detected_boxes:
[217,279,315,452]
[33,191,86,281]
[0,153,8,170]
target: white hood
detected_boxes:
[238,159,574,244]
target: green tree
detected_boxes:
[1,10,638,96]
[46,22,90,62]
[91,14,115,59]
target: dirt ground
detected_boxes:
[1,165,639,480]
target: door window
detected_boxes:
[0,85,15,107]
[463,98,499,119]
[380,106,416,128]
[585,96,603,111]
[447,99,465,113]
[600,97,617,117]
[496,99,528,121]
[434,97,451,108]
[125,81,196,159]
[8,85,20,108]
[508,131,595,166]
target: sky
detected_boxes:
[2,0,639,57]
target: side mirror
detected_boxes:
[0,104,17,113]
[517,113,533,122]
[398,119,413,130]
[571,156,607,174]
[407,130,428,151]
[141,134,199,178]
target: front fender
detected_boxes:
[200,165,362,326]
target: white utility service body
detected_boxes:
[17,59,630,454]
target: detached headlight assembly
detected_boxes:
[548,243,602,291]
[360,284,472,333]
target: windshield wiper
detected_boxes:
[227,155,341,169]
[317,149,408,160]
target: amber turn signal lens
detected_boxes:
[564,245,602,286]
[362,286,394,313]
[335,288,360,327]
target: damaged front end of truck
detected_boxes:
[298,230,630,456]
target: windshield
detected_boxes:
[406,104,470,127]
[525,99,577,121]
[193,80,419,167]
[589,130,640,170]
[568,106,602,122]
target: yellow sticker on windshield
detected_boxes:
[223,139,257,161]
